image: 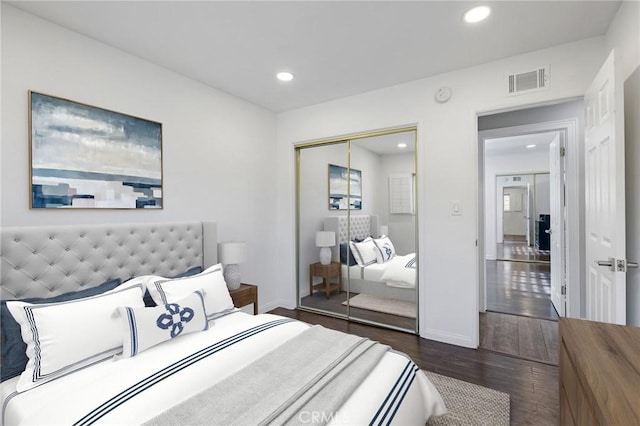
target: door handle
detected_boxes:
[596,258,615,271]
[545,229,552,235]
[596,258,639,271]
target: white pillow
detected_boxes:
[117,290,209,358]
[147,263,235,320]
[349,237,377,267]
[380,254,417,287]
[6,284,145,392]
[374,236,396,263]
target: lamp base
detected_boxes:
[223,264,241,290]
[319,247,332,265]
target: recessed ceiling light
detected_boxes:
[397,143,407,149]
[464,6,491,23]
[276,71,294,82]
[526,144,536,149]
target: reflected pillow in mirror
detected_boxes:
[374,236,396,263]
[349,237,377,267]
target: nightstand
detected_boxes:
[309,262,342,298]
[229,283,258,314]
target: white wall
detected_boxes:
[606,1,640,326]
[277,37,608,347]
[1,6,282,312]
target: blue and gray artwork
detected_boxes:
[30,92,162,208]
[329,164,362,210]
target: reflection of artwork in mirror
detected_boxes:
[328,164,362,210]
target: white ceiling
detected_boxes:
[485,132,558,156]
[352,131,416,155]
[9,1,621,112]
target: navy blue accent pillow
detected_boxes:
[0,277,121,382]
[142,266,204,307]
[340,243,358,266]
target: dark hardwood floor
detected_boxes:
[486,259,558,321]
[497,239,550,263]
[480,311,558,365]
[300,291,416,330]
[270,308,559,426]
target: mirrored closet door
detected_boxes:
[296,128,418,333]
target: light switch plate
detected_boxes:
[451,200,462,216]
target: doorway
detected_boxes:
[478,98,584,316]
[484,135,558,322]
[476,99,584,364]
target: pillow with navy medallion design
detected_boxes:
[117,290,209,358]
[373,236,396,263]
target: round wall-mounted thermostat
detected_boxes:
[434,87,452,103]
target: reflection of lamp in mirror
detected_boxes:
[218,241,247,290]
[315,231,335,265]
[380,225,389,237]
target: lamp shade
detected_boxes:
[380,225,389,237]
[218,241,247,264]
[315,231,335,248]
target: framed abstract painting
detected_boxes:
[29,91,163,209]
[328,164,362,210]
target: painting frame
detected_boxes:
[29,91,163,209]
[328,164,362,210]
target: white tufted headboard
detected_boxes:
[323,215,378,262]
[0,222,217,300]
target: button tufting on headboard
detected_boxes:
[0,222,212,301]
[322,215,379,262]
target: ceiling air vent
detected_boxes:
[507,66,549,95]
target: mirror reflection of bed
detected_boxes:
[301,215,416,330]
[296,129,417,332]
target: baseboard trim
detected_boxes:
[261,300,294,314]
[421,328,476,348]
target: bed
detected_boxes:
[323,216,416,302]
[0,221,444,425]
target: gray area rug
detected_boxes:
[425,371,510,426]
[342,293,416,318]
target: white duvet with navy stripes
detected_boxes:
[1,312,446,425]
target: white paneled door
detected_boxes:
[585,50,627,325]
[549,133,565,317]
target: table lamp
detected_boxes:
[380,225,389,237]
[218,241,247,290]
[316,231,335,265]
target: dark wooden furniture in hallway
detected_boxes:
[270,307,559,426]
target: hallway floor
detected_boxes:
[480,311,558,365]
[486,259,558,321]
